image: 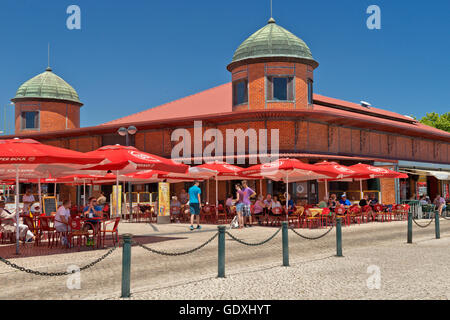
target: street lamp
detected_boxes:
[117,126,138,218]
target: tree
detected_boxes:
[419,112,450,133]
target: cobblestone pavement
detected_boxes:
[1,219,449,300]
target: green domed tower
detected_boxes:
[11,67,83,134]
[228,18,318,111]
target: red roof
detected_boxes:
[104,82,232,125]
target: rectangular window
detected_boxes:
[232,79,248,106]
[267,76,294,102]
[21,111,39,129]
[307,79,313,105]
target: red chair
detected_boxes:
[320,208,331,227]
[216,204,228,224]
[170,206,181,223]
[373,204,386,222]
[335,206,349,226]
[67,217,94,250]
[349,206,362,225]
[361,205,372,223]
[201,205,214,224]
[38,216,56,247]
[100,217,120,247]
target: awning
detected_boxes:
[399,168,450,181]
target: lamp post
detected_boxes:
[118,126,137,219]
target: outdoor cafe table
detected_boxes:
[308,208,324,217]
[81,217,106,248]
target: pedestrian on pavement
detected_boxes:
[188,181,202,231]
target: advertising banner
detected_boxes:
[158,182,170,217]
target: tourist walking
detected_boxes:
[234,184,244,229]
[188,181,202,231]
[241,180,256,227]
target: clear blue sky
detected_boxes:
[0,0,449,134]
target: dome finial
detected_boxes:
[268,0,275,24]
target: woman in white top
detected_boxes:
[271,196,282,209]
[22,189,35,214]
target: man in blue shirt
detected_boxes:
[339,195,352,207]
[188,181,202,231]
[83,197,103,246]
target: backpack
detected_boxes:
[230,215,239,229]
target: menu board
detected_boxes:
[42,196,57,216]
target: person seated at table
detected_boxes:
[97,192,107,207]
[271,196,282,214]
[318,197,328,208]
[55,200,72,247]
[178,189,189,205]
[22,189,35,214]
[263,194,273,214]
[285,193,294,214]
[368,193,379,206]
[339,194,352,207]
[170,196,181,214]
[359,194,369,207]
[328,194,338,211]
[253,195,265,224]
[82,197,103,246]
[419,195,428,205]
[0,200,35,242]
[433,194,447,216]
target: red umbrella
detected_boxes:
[84,145,188,217]
[313,161,359,199]
[349,163,408,179]
[0,138,106,254]
[125,170,199,183]
[195,161,258,209]
[85,145,188,173]
[241,159,344,216]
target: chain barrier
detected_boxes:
[225,227,281,246]
[0,245,118,276]
[135,232,218,256]
[441,213,450,221]
[290,225,334,240]
[412,216,434,228]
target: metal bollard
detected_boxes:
[282,221,289,267]
[218,226,226,278]
[407,211,412,244]
[121,233,132,298]
[336,218,343,257]
[435,211,440,239]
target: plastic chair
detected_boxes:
[38,216,56,247]
[67,217,94,251]
[100,217,120,247]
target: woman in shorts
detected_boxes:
[234,184,244,229]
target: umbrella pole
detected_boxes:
[15,165,20,255]
[83,180,86,207]
[260,179,263,196]
[215,176,218,217]
[325,179,328,199]
[360,180,363,199]
[38,179,42,214]
[116,171,119,218]
[286,174,289,221]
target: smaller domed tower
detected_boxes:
[227,18,318,111]
[11,67,82,134]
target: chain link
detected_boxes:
[225,227,281,246]
[135,232,218,256]
[290,225,334,240]
[412,216,434,228]
[0,246,117,276]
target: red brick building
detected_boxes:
[6,18,450,205]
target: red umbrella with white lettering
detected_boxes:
[84,145,188,217]
[241,159,344,216]
[0,138,107,254]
